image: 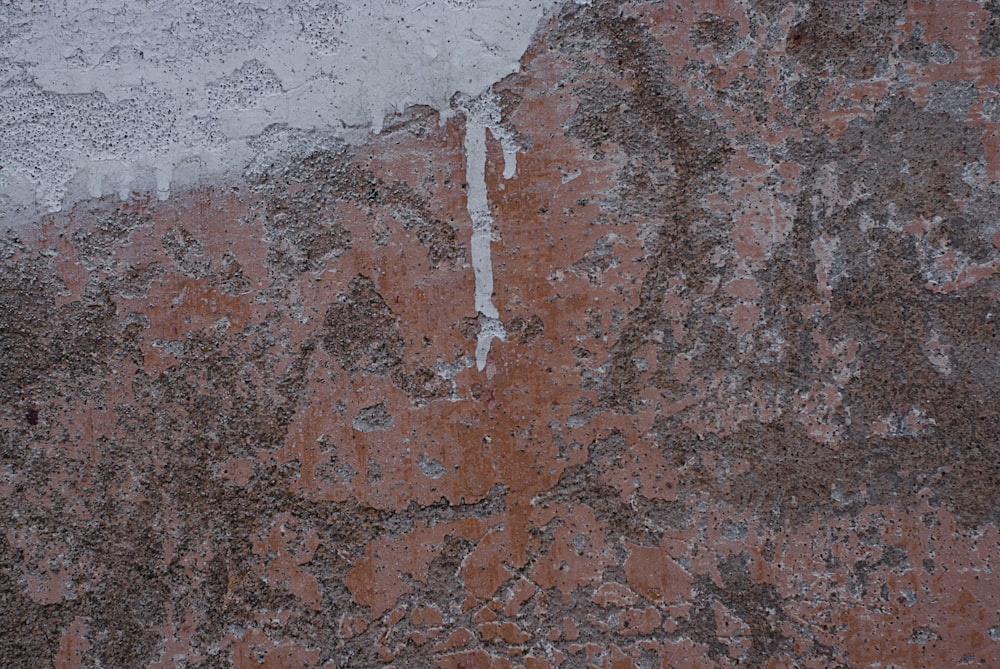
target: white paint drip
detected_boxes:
[459,90,519,371]
[0,0,557,224]
[458,90,522,180]
[463,122,497,319]
[464,119,504,371]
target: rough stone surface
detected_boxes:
[3,1,1000,668]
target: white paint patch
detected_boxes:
[0,0,557,224]
[459,90,520,370]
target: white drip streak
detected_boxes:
[464,120,506,371]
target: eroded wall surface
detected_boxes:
[3,1,1000,667]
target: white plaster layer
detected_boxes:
[0,0,556,223]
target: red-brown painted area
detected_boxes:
[2,1,1000,667]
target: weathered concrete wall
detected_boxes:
[2,1,1000,667]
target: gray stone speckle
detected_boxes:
[418,454,447,479]
[925,80,978,121]
[353,402,394,432]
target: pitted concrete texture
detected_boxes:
[3,1,1000,668]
